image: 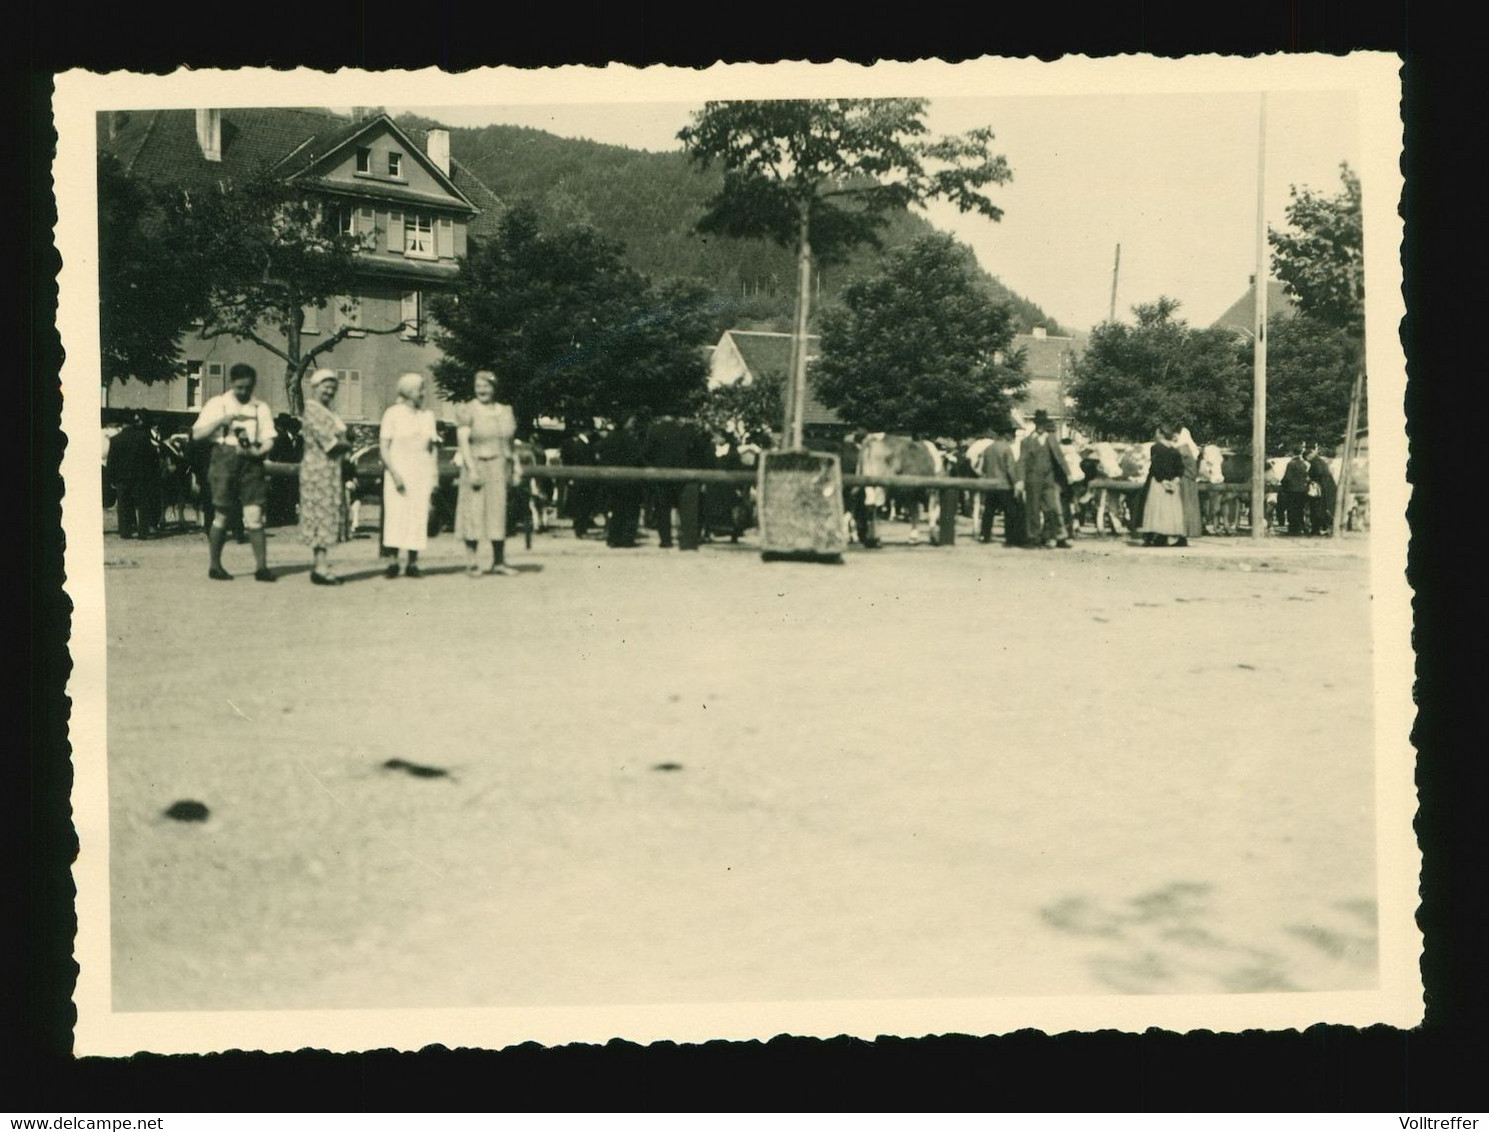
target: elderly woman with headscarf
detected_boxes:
[300,369,351,584]
[1140,426,1188,547]
[1174,426,1204,541]
[380,372,440,578]
[454,369,522,577]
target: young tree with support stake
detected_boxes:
[679,99,1012,450]
[1268,162,1366,534]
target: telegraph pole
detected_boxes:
[1250,94,1269,540]
[1109,243,1121,322]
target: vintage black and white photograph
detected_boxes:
[55,57,1415,1053]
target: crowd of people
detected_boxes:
[104,367,1350,580]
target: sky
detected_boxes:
[394,92,1361,334]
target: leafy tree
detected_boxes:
[1268,162,1364,336]
[97,153,207,387]
[813,234,1027,440]
[698,371,784,446]
[427,204,710,428]
[679,99,1012,445]
[1069,297,1249,444]
[1245,311,1363,454]
[172,169,394,414]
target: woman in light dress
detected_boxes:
[453,369,522,577]
[300,368,350,585]
[380,372,440,578]
[1140,426,1188,548]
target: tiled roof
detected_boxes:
[725,330,841,426]
[1212,280,1298,336]
[1011,333,1076,382]
[99,108,503,238]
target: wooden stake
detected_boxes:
[1251,94,1269,540]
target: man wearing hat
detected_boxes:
[1014,409,1072,549]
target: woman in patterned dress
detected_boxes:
[454,369,522,577]
[300,369,350,585]
[380,372,440,578]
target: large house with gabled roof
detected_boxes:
[98,107,504,423]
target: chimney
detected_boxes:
[195,109,222,162]
[1032,326,1047,339]
[426,128,450,176]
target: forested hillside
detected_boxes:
[402,116,1066,337]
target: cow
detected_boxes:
[157,433,202,532]
[1084,441,1146,536]
[856,433,946,546]
[1197,443,1240,534]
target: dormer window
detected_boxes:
[387,152,402,178]
[355,147,371,174]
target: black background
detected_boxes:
[15,0,1480,1112]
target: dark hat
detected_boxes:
[1032,409,1053,428]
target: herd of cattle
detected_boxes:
[849,432,1370,542]
[102,421,1370,544]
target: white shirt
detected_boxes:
[195,392,277,448]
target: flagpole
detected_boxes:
[1250,93,1269,540]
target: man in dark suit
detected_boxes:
[559,427,599,538]
[977,422,1022,545]
[1014,410,1071,548]
[106,413,162,539]
[599,417,644,548]
[642,414,712,550]
[1306,445,1338,537]
[1279,448,1311,535]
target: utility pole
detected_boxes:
[1109,243,1121,323]
[1250,93,1269,541]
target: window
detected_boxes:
[404,213,434,258]
[355,147,371,173]
[387,152,402,178]
[400,291,423,339]
[184,360,203,409]
[335,369,364,419]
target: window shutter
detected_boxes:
[358,207,376,249]
[400,291,420,339]
[388,211,404,254]
[206,361,226,396]
[302,304,319,334]
[435,216,452,258]
[346,370,363,419]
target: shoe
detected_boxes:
[466,564,483,578]
[208,566,233,581]
[404,564,423,578]
[1055,539,1072,549]
[254,568,276,582]
[488,564,518,576]
[310,571,343,586]
[385,563,400,578]
[1174,537,1189,548]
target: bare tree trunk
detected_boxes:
[787,204,813,450]
[284,307,305,416]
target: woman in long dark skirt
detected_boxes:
[1140,428,1188,547]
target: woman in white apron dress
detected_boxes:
[380,372,440,578]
